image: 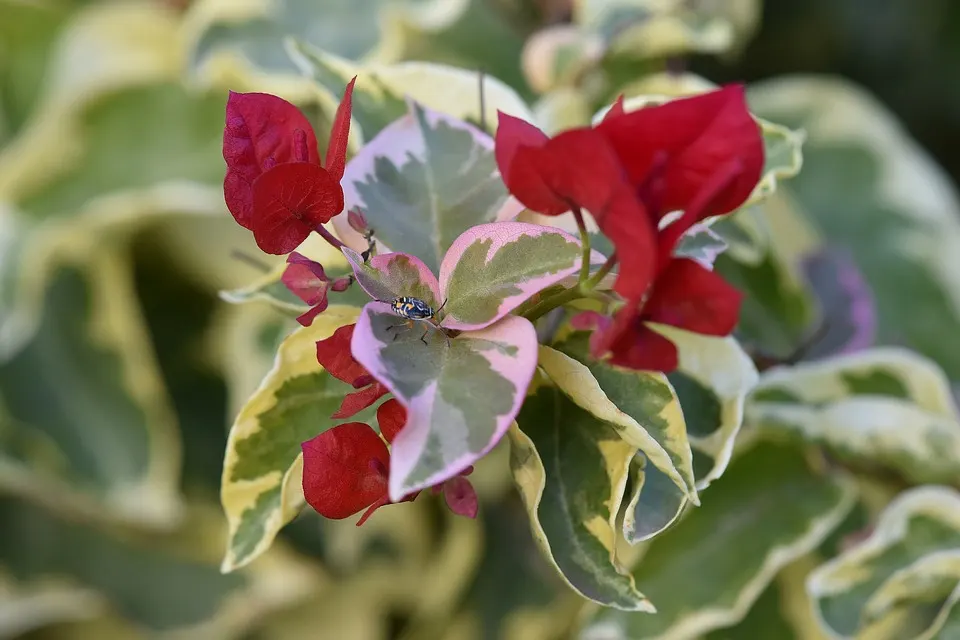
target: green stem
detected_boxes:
[522,252,619,322]
[523,285,589,322]
[572,206,591,283]
[584,252,617,291]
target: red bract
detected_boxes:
[222,78,357,255]
[301,422,390,522]
[575,258,742,371]
[301,398,478,526]
[596,85,764,222]
[494,85,762,373]
[315,324,389,419]
[495,117,657,300]
[282,252,330,326]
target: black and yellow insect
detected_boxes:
[385,296,449,345]
[391,296,436,320]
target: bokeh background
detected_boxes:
[1,0,959,638]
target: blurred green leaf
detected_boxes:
[0,498,243,632]
[808,486,960,640]
[0,1,70,144]
[749,76,960,382]
[582,440,856,639]
[749,347,960,484]
[0,254,182,528]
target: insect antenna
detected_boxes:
[434,298,449,328]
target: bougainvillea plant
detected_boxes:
[222,79,764,527]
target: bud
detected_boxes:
[347,208,370,235]
[331,276,352,292]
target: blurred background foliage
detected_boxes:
[2,0,960,638]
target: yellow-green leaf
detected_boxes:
[220,305,370,572]
[509,385,651,611]
[538,342,698,508]
[652,324,759,489]
[287,38,534,145]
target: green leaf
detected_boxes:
[0,571,104,638]
[0,1,69,145]
[715,228,815,359]
[10,84,224,220]
[287,39,535,144]
[538,340,698,509]
[652,324,759,489]
[749,76,960,381]
[220,306,373,572]
[623,457,687,544]
[0,498,316,636]
[674,223,729,268]
[702,576,798,640]
[751,347,957,413]
[582,441,856,639]
[0,254,182,527]
[749,348,960,484]
[509,385,652,611]
[808,486,960,640]
[451,500,574,640]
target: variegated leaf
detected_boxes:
[186,0,467,86]
[538,341,698,509]
[623,457,687,544]
[748,348,960,484]
[573,1,759,59]
[0,253,182,528]
[286,38,535,142]
[440,223,584,331]
[220,306,370,571]
[582,441,856,640]
[651,324,759,489]
[751,347,957,417]
[508,386,651,611]
[352,303,537,501]
[0,498,316,636]
[342,247,442,310]
[334,101,519,272]
[808,486,960,640]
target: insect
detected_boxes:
[385,297,449,345]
